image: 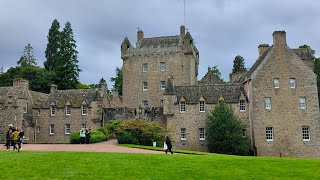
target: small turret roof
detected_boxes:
[184,31,193,40]
[122,36,131,45]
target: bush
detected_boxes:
[69,131,80,144]
[105,120,121,139]
[96,126,109,140]
[69,130,107,144]
[116,119,165,146]
[90,131,107,143]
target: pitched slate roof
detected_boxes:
[33,89,101,108]
[140,35,181,48]
[293,48,313,60]
[175,84,244,104]
[0,87,25,103]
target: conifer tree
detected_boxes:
[206,101,251,155]
[232,55,246,73]
[44,19,60,71]
[18,44,37,67]
[111,67,123,95]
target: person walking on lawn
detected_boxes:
[11,127,20,152]
[165,136,173,154]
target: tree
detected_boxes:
[205,101,251,155]
[232,55,246,73]
[56,21,81,90]
[17,44,37,67]
[44,19,60,71]
[0,67,4,74]
[299,45,320,107]
[111,67,123,95]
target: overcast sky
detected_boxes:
[1,0,319,88]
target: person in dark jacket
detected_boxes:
[165,136,173,154]
[5,129,12,150]
[18,127,24,150]
[85,128,91,144]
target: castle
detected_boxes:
[0,26,319,158]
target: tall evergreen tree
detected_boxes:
[57,21,81,89]
[111,67,123,95]
[206,101,251,155]
[44,19,60,71]
[17,44,37,67]
[232,55,246,73]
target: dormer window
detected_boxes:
[274,78,280,89]
[66,106,71,116]
[240,100,246,112]
[199,101,205,112]
[180,101,186,113]
[82,105,87,115]
[50,106,56,116]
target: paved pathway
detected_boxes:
[2,139,164,154]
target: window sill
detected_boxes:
[266,140,273,142]
[303,139,310,142]
[49,133,54,135]
[180,138,186,141]
[240,110,246,112]
[199,138,205,141]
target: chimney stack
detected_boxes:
[180,25,185,36]
[258,44,270,56]
[273,31,286,47]
[137,29,144,41]
[50,84,57,94]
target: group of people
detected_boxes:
[79,128,91,144]
[5,124,24,152]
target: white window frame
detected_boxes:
[180,101,186,113]
[290,78,296,89]
[65,106,71,116]
[23,103,28,113]
[142,100,148,108]
[264,97,271,110]
[302,126,310,141]
[199,128,205,140]
[299,97,306,109]
[65,124,71,134]
[82,105,87,115]
[239,100,246,112]
[160,81,166,90]
[266,127,273,141]
[142,63,148,72]
[199,101,205,112]
[50,106,56,116]
[160,62,166,72]
[37,110,40,116]
[49,124,54,135]
[143,82,148,91]
[180,128,186,140]
[274,78,280,89]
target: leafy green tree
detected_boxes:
[0,67,4,74]
[44,19,60,71]
[17,44,37,67]
[111,67,123,95]
[232,55,246,73]
[205,101,251,155]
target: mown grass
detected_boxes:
[0,151,319,179]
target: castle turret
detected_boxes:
[180,25,185,36]
[183,31,193,55]
[163,76,175,115]
[121,36,131,60]
[137,29,144,41]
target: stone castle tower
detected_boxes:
[121,25,199,108]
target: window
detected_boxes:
[180,128,186,140]
[240,100,246,111]
[81,124,87,129]
[65,124,71,134]
[142,100,148,108]
[160,62,166,72]
[160,100,164,107]
[199,101,205,112]
[290,78,296,89]
[142,63,148,72]
[199,128,205,140]
[50,106,56,116]
[37,110,40,116]
[82,106,87,115]
[180,101,186,113]
[66,106,71,116]
[160,81,166,90]
[143,82,148,91]
[299,97,306,109]
[266,127,273,141]
[264,97,271,110]
[23,103,28,113]
[50,124,54,135]
[302,126,310,141]
[274,79,280,89]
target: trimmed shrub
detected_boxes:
[116,119,165,146]
[105,120,121,139]
[70,131,80,144]
[90,131,107,143]
[96,126,109,140]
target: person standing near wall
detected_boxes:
[80,128,86,144]
[85,128,91,144]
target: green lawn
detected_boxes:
[0,151,319,179]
